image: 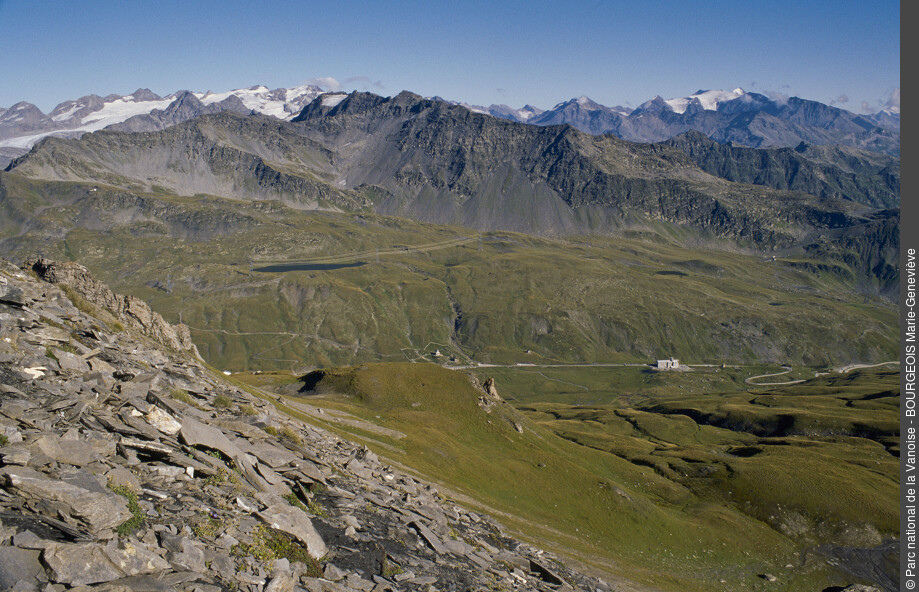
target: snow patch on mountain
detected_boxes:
[664,88,746,114]
[320,93,348,108]
[196,84,323,119]
[0,84,327,150]
[79,96,176,131]
[50,103,83,122]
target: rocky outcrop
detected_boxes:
[26,258,198,355]
[662,131,900,209]
[0,259,608,591]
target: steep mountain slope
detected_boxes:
[0,258,612,591]
[528,96,631,134]
[662,130,900,209]
[105,90,252,133]
[2,85,899,173]
[5,116,369,211]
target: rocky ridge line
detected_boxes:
[0,259,610,592]
[26,258,197,355]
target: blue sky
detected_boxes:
[0,0,899,114]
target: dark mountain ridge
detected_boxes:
[662,130,899,209]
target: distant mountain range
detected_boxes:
[4,90,899,297]
[0,85,326,167]
[0,85,900,169]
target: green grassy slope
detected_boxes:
[257,363,898,592]
[0,176,897,370]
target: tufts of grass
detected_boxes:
[213,394,233,408]
[108,484,144,536]
[279,425,302,446]
[203,469,228,487]
[381,556,403,577]
[232,524,322,576]
[170,388,203,409]
[0,434,8,447]
[59,284,96,316]
[192,515,221,539]
[239,403,258,416]
[59,342,79,355]
[283,492,325,517]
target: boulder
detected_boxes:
[1,467,132,533]
[483,377,499,397]
[160,535,207,572]
[257,504,328,559]
[54,350,91,373]
[0,284,27,307]
[31,434,95,466]
[42,541,169,586]
[180,416,240,457]
[145,406,182,436]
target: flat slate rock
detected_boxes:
[52,541,170,585]
[257,504,328,559]
[1,467,132,533]
[0,546,45,589]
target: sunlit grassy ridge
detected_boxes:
[260,362,898,592]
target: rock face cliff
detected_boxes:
[0,260,604,591]
[26,258,198,355]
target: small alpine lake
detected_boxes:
[253,261,367,273]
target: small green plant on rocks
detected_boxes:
[279,425,302,445]
[204,448,228,462]
[203,468,228,487]
[192,515,221,539]
[381,556,404,577]
[170,388,195,405]
[283,493,325,517]
[59,284,95,316]
[108,484,144,536]
[213,394,232,408]
[232,525,322,576]
[58,342,79,355]
[239,404,258,416]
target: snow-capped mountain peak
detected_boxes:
[663,88,747,114]
[514,105,544,121]
[194,84,324,119]
[0,84,329,152]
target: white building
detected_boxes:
[657,358,680,370]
